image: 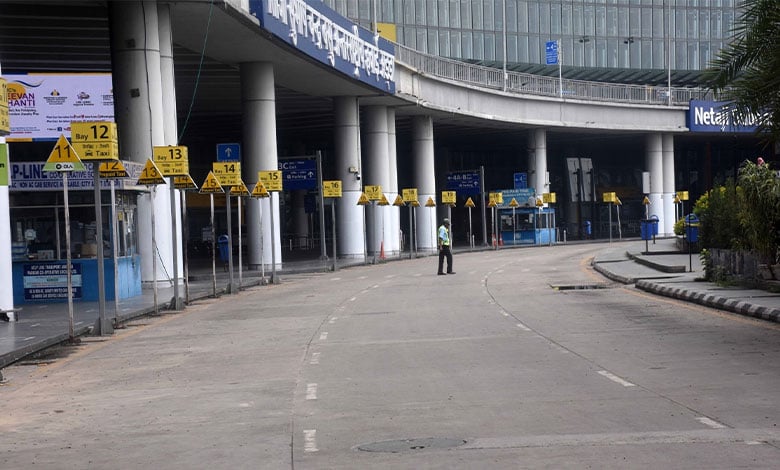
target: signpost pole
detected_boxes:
[181,190,190,304]
[409,206,414,260]
[169,176,181,310]
[110,180,120,317]
[63,173,75,341]
[226,188,234,293]
[480,166,488,246]
[609,202,613,243]
[151,187,159,315]
[237,195,243,290]
[317,151,327,260]
[468,206,473,250]
[210,193,216,297]
[331,201,338,272]
[270,194,278,284]
[93,168,111,334]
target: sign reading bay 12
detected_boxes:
[71,121,118,161]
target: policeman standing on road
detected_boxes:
[437,218,455,275]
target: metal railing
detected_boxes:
[396,44,713,107]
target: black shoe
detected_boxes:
[447,271,456,274]
[437,272,446,275]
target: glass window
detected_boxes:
[451,31,462,59]
[518,1,528,34]
[428,29,439,54]
[540,3,551,35]
[529,35,540,63]
[380,0,394,22]
[641,39,652,68]
[629,7,640,37]
[700,41,711,68]
[507,33,518,62]
[675,40,687,69]
[596,38,607,67]
[652,6,664,37]
[485,32,496,61]
[618,6,629,37]
[473,31,484,60]
[507,0,517,33]
[461,0,472,29]
[472,0,483,30]
[699,10,709,39]
[572,3,583,36]
[438,29,450,57]
[606,6,618,36]
[675,9,686,39]
[484,0,494,31]
[417,28,428,51]
[427,0,437,27]
[687,7,698,38]
[528,1,539,34]
[606,38,618,68]
[641,7,652,38]
[462,30,473,57]
[517,34,528,62]
[449,0,460,27]
[561,3,571,35]
[416,0,426,25]
[652,37,665,69]
[404,0,415,25]
[711,9,721,37]
[404,26,416,48]
[347,0,358,20]
[551,3,561,35]
[358,0,370,21]
[687,41,699,68]
[438,0,449,27]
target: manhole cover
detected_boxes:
[357,437,466,453]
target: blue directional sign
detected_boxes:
[279,159,317,190]
[514,172,527,189]
[216,143,241,162]
[446,170,481,195]
[545,40,559,65]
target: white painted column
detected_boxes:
[241,62,281,269]
[158,3,184,282]
[529,129,548,197]
[363,105,390,259]
[661,133,676,235]
[387,107,401,257]
[645,134,664,231]
[413,116,437,254]
[334,97,365,259]
[110,1,170,284]
[0,62,14,312]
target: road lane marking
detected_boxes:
[329,317,338,324]
[319,332,328,341]
[696,417,727,429]
[310,352,321,365]
[331,277,341,281]
[349,297,357,302]
[22,336,36,341]
[303,430,318,452]
[306,383,318,400]
[516,323,531,332]
[597,370,636,387]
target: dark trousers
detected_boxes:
[438,245,453,273]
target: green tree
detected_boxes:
[704,0,780,145]
[737,160,780,264]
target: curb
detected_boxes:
[636,279,780,324]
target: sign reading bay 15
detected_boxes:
[249,0,395,93]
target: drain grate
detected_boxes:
[357,437,466,453]
[550,283,608,291]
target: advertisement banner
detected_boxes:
[23,262,82,301]
[4,73,114,140]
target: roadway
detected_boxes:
[1,242,779,469]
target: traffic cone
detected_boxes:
[492,234,497,247]
[379,240,385,260]
[499,234,504,246]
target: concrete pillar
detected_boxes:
[0,62,13,312]
[645,133,664,231]
[413,116,437,254]
[529,129,548,197]
[363,105,390,260]
[240,62,281,269]
[387,108,401,256]
[334,97,365,259]
[662,133,676,235]
[110,1,171,284]
[158,2,183,283]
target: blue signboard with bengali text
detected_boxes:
[249,0,395,93]
[688,100,759,133]
[446,170,481,195]
[279,158,317,190]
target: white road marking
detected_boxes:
[349,297,357,302]
[385,274,396,279]
[306,383,318,400]
[310,352,321,365]
[371,284,379,289]
[597,370,636,387]
[516,323,531,331]
[329,317,338,324]
[303,429,318,452]
[30,323,40,327]
[23,336,36,341]
[746,441,762,445]
[319,332,328,341]
[697,417,727,429]
[331,277,341,281]
[502,312,509,317]
[357,276,367,280]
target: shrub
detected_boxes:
[737,160,780,264]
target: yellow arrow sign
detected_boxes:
[392,195,405,206]
[44,134,85,172]
[378,194,390,206]
[425,196,436,207]
[199,171,224,194]
[99,160,129,178]
[357,192,370,206]
[230,180,250,196]
[642,196,651,205]
[137,159,166,185]
[251,180,270,198]
[509,198,520,208]
[673,194,681,204]
[464,197,476,208]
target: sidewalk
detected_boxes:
[3,240,780,372]
[592,237,780,324]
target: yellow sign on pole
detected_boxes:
[642,196,651,205]
[44,135,85,172]
[425,196,436,207]
[258,170,283,192]
[231,180,250,196]
[357,192,370,205]
[364,185,382,200]
[392,195,405,206]
[508,198,520,208]
[153,146,189,176]
[542,192,557,203]
[378,194,390,206]
[676,190,689,201]
[251,180,270,198]
[489,192,503,205]
[323,180,343,198]
[410,200,420,207]
[464,197,476,208]
[199,171,224,194]
[441,190,456,205]
[0,78,9,135]
[99,160,129,179]
[137,159,166,186]
[402,188,418,203]
[173,174,198,190]
[213,161,241,187]
[71,121,118,161]
[602,191,617,203]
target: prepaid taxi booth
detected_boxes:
[497,189,557,246]
[8,159,144,304]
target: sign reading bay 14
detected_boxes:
[249,0,395,93]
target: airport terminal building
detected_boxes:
[0,0,770,311]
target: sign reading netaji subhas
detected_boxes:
[688,100,760,133]
[249,0,395,93]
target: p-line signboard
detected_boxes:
[248,0,395,93]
